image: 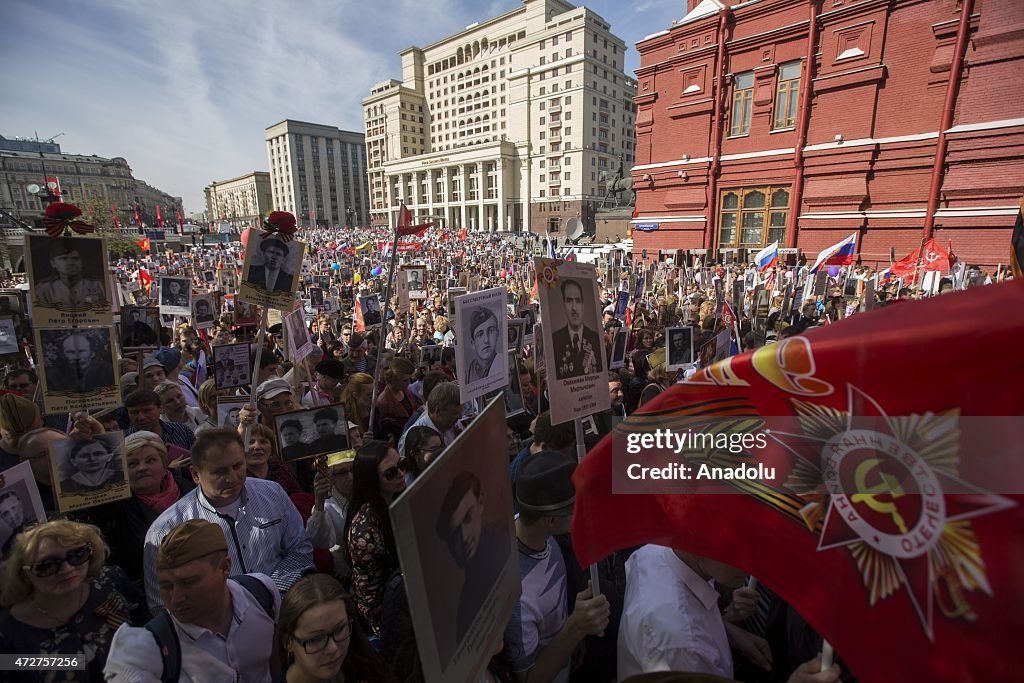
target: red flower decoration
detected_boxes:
[41,201,94,237]
[44,202,83,221]
[262,211,298,242]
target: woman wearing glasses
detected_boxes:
[343,441,406,636]
[0,520,147,682]
[275,573,390,683]
[401,425,443,485]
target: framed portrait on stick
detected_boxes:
[49,432,130,513]
[0,461,47,555]
[390,397,519,683]
[25,235,113,327]
[273,404,349,462]
[36,326,121,414]
[158,276,192,317]
[120,306,160,351]
[453,286,508,404]
[535,257,609,425]
[665,326,695,371]
[239,232,305,311]
[212,342,252,391]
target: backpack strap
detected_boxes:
[230,574,276,620]
[143,611,181,683]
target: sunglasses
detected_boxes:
[381,459,408,481]
[25,544,93,578]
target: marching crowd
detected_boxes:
[0,221,1003,683]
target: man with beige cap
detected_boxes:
[104,519,280,682]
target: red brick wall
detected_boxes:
[632,0,1024,268]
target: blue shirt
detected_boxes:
[142,478,314,611]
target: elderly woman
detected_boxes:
[153,380,204,432]
[432,314,450,343]
[246,423,301,495]
[0,520,148,682]
[82,431,194,588]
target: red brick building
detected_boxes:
[629,0,1024,268]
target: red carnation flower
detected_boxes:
[266,211,297,233]
[44,202,83,221]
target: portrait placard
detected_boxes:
[234,301,259,327]
[406,266,427,300]
[517,304,537,345]
[359,294,382,330]
[0,461,46,556]
[192,294,216,329]
[453,286,508,404]
[665,326,695,371]
[507,318,527,355]
[609,328,629,370]
[535,258,609,425]
[25,235,112,327]
[36,326,121,414]
[273,404,349,462]
[158,276,192,317]
[390,398,519,683]
[49,432,130,513]
[0,318,19,355]
[419,344,442,367]
[212,342,252,390]
[485,351,525,418]
[217,397,250,429]
[239,232,305,311]
[119,306,160,351]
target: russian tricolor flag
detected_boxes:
[754,241,779,271]
[810,232,858,273]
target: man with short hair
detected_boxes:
[307,406,347,454]
[278,419,308,460]
[436,471,511,652]
[398,381,463,454]
[551,278,603,380]
[0,489,26,556]
[35,239,106,306]
[106,519,281,682]
[509,411,576,484]
[466,306,500,383]
[46,332,115,393]
[504,451,610,683]
[3,369,37,396]
[142,428,313,611]
[247,237,294,292]
[125,389,197,452]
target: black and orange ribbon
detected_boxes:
[41,202,95,237]
[261,210,298,242]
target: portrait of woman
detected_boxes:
[58,437,124,494]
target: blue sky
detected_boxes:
[1,0,682,212]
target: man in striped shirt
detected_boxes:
[142,428,314,612]
[124,389,196,453]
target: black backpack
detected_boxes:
[144,574,276,683]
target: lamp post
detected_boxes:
[346,206,354,228]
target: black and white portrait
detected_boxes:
[507,319,526,354]
[0,318,19,355]
[274,404,349,462]
[49,432,130,513]
[240,233,305,311]
[38,327,117,395]
[486,351,525,418]
[548,277,603,380]
[203,270,216,283]
[121,306,160,350]
[419,344,442,367]
[360,294,382,329]
[340,286,354,305]
[192,295,216,329]
[309,288,325,309]
[665,326,695,371]
[26,235,111,324]
[0,461,46,558]
[285,308,315,361]
[158,276,192,316]
[609,328,629,370]
[212,342,252,390]
[407,267,427,299]
[518,305,537,345]
[454,287,508,403]
[217,398,249,429]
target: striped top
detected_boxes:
[142,477,314,611]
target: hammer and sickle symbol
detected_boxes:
[850,457,909,533]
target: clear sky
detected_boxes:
[1,0,683,212]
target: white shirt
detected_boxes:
[305,489,350,575]
[103,573,280,683]
[618,545,733,680]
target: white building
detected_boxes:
[204,172,272,231]
[363,0,636,234]
[265,120,370,228]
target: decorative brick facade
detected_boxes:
[630,0,1024,268]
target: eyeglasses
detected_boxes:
[381,459,407,481]
[25,544,93,578]
[292,619,353,654]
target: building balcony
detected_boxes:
[549,119,562,128]
[548,103,562,113]
[549,132,562,143]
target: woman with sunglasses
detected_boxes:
[274,573,391,683]
[0,520,148,682]
[343,441,406,636]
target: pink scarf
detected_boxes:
[137,471,180,514]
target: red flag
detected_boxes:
[111,204,121,230]
[354,297,366,333]
[721,300,736,329]
[137,237,150,251]
[890,239,952,281]
[177,208,184,235]
[456,227,468,240]
[134,205,142,227]
[156,205,165,228]
[572,282,1024,683]
[138,268,153,288]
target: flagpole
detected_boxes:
[367,203,405,436]
[574,415,604,634]
[244,305,270,446]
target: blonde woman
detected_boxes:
[194,378,219,434]
[0,520,148,681]
[153,380,204,432]
[341,372,374,437]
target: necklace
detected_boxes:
[32,584,87,620]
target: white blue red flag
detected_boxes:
[754,241,779,271]
[809,232,858,273]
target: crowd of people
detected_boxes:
[0,219,1007,683]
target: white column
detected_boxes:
[477,163,486,232]
[496,159,506,232]
[460,165,468,231]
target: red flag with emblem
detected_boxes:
[890,239,952,282]
[138,268,153,288]
[572,282,1024,683]
[137,237,150,252]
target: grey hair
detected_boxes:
[427,381,462,412]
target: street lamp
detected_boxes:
[346,207,354,228]
[25,132,65,207]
